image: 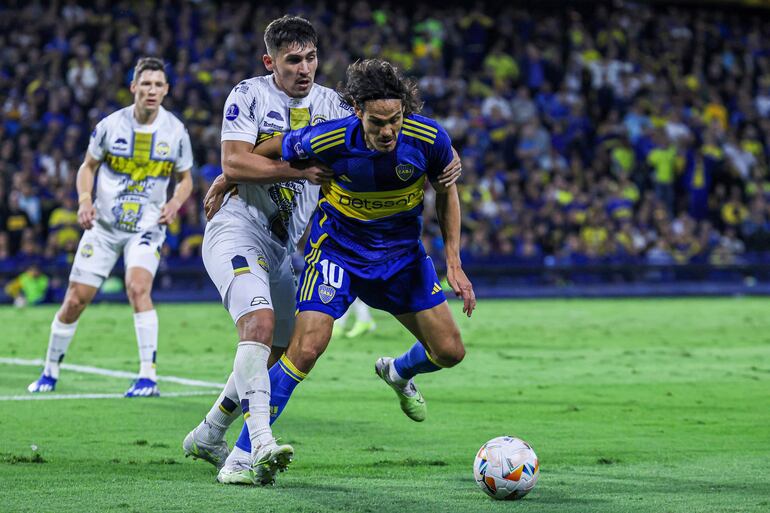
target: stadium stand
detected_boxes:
[2,0,770,301]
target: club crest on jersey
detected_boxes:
[396,163,414,181]
[318,284,336,304]
[311,115,327,126]
[225,104,239,121]
[80,244,94,258]
[267,111,284,121]
[155,141,170,157]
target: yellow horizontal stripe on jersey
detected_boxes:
[311,132,345,150]
[104,154,175,182]
[321,176,425,221]
[314,138,346,154]
[310,127,346,144]
[403,118,437,134]
[402,130,435,145]
[400,123,436,139]
[258,132,281,143]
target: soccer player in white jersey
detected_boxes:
[27,57,193,398]
[182,16,344,486]
[182,16,461,486]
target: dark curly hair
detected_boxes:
[339,59,422,115]
[264,15,318,56]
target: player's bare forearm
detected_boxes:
[76,153,100,229]
[170,171,193,206]
[221,138,301,184]
[76,153,99,199]
[434,185,462,265]
[435,185,476,316]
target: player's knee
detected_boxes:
[293,335,327,368]
[125,279,150,304]
[61,294,87,320]
[237,310,275,344]
[434,333,465,368]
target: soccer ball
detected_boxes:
[473,436,539,500]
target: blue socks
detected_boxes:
[234,354,307,454]
[393,341,442,380]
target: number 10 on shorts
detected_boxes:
[319,259,344,288]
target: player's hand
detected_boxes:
[437,147,463,187]
[159,198,181,225]
[293,160,334,185]
[446,261,476,317]
[77,200,96,230]
[204,174,229,220]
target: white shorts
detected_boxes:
[69,221,165,288]
[202,197,297,348]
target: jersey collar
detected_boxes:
[130,104,163,130]
[269,74,313,108]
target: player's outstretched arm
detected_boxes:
[222,139,333,186]
[222,139,301,184]
[159,170,193,225]
[251,135,334,186]
[76,152,100,230]
[433,183,476,317]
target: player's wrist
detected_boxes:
[78,192,92,205]
[445,255,462,268]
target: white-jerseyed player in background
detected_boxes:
[333,298,376,338]
[182,15,462,486]
[28,57,193,398]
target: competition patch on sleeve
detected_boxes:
[225,104,239,121]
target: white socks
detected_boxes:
[43,315,78,379]
[134,310,158,380]
[233,341,274,451]
[200,373,239,442]
[352,298,373,322]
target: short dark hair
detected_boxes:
[264,15,318,56]
[339,59,422,115]
[133,57,167,82]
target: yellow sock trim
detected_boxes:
[425,349,446,369]
[280,354,308,380]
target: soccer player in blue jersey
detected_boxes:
[250,58,476,428]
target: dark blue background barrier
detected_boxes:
[4,263,770,304]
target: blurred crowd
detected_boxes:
[2,0,770,284]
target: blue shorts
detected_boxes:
[296,234,446,319]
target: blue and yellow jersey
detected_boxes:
[282,114,453,261]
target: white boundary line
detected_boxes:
[0,358,225,388]
[0,391,218,401]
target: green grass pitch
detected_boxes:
[1,298,769,512]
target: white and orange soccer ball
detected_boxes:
[473,436,539,500]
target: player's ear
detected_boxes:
[129,81,136,95]
[263,54,273,71]
[354,103,364,121]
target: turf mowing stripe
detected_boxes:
[0,391,219,401]
[0,357,225,388]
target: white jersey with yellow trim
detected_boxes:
[88,105,193,233]
[220,75,352,251]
